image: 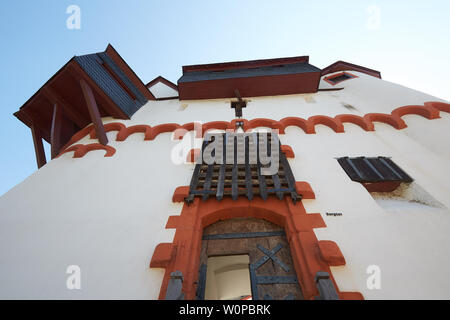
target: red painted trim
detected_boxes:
[318,241,346,266]
[323,72,358,86]
[172,186,190,202]
[202,121,231,136]
[340,292,364,300]
[116,124,153,141]
[248,118,285,134]
[362,181,402,193]
[90,122,126,139]
[281,145,295,158]
[149,123,181,140]
[322,61,381,79]
[230,118,249,131]
[150,243,175,268]
[166,216,181,229]
[59,124,94,151]
[178,57,319,100]
[57,102,450,156]
[186,148,201,163]
[425,101,450,113]
[392,104,440,119]
[173,128,190,140]
[173,122,204,140]
[308,115,345,133]
[364,113,406,130]
[279,117,315,134]
[57,143,116,158]
[153,183,362,300]
[335,114,374,131]
[295,181,315,199]
[293,213,326,231]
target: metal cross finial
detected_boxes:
[232,89,246,119]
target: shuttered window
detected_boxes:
[337,156,413,183]
[324,72,357,85]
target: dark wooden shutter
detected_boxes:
[337,156,413,183]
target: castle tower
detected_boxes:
[1,45,449,299]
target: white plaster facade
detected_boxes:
[147,80,179,99]
[0,71,449,299]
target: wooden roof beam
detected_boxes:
[31,124,47,169]
[42,87,87,129]
[50,103,63,159]
[22,107,51,143]
[79,78,108,146]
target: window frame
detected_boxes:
[324,71,358,86]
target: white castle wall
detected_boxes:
[0,71,448,299]
[284,120,450,299]
[129,72,447,126]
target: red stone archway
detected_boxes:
[151,183,363,300]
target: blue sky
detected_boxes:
[0,0,449,195]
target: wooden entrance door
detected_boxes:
[197,217,304,300]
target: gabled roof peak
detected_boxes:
[322,60,381,79]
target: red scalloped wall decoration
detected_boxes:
[364,113,407,130]
[279,116,314,133]
[425,101,450,113]
[392,104,440,120]
[334,114,374,131]
[90,122,126,139]
[56,143,116,158]
[309,115,345,133]
[116,124,152,141]
[58,101,450,157]
[248,118,285,133]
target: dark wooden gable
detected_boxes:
[178,56,321,100]
[14,44,154,168]
[186,132,300,203]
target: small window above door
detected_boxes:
[324,72,358,85]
